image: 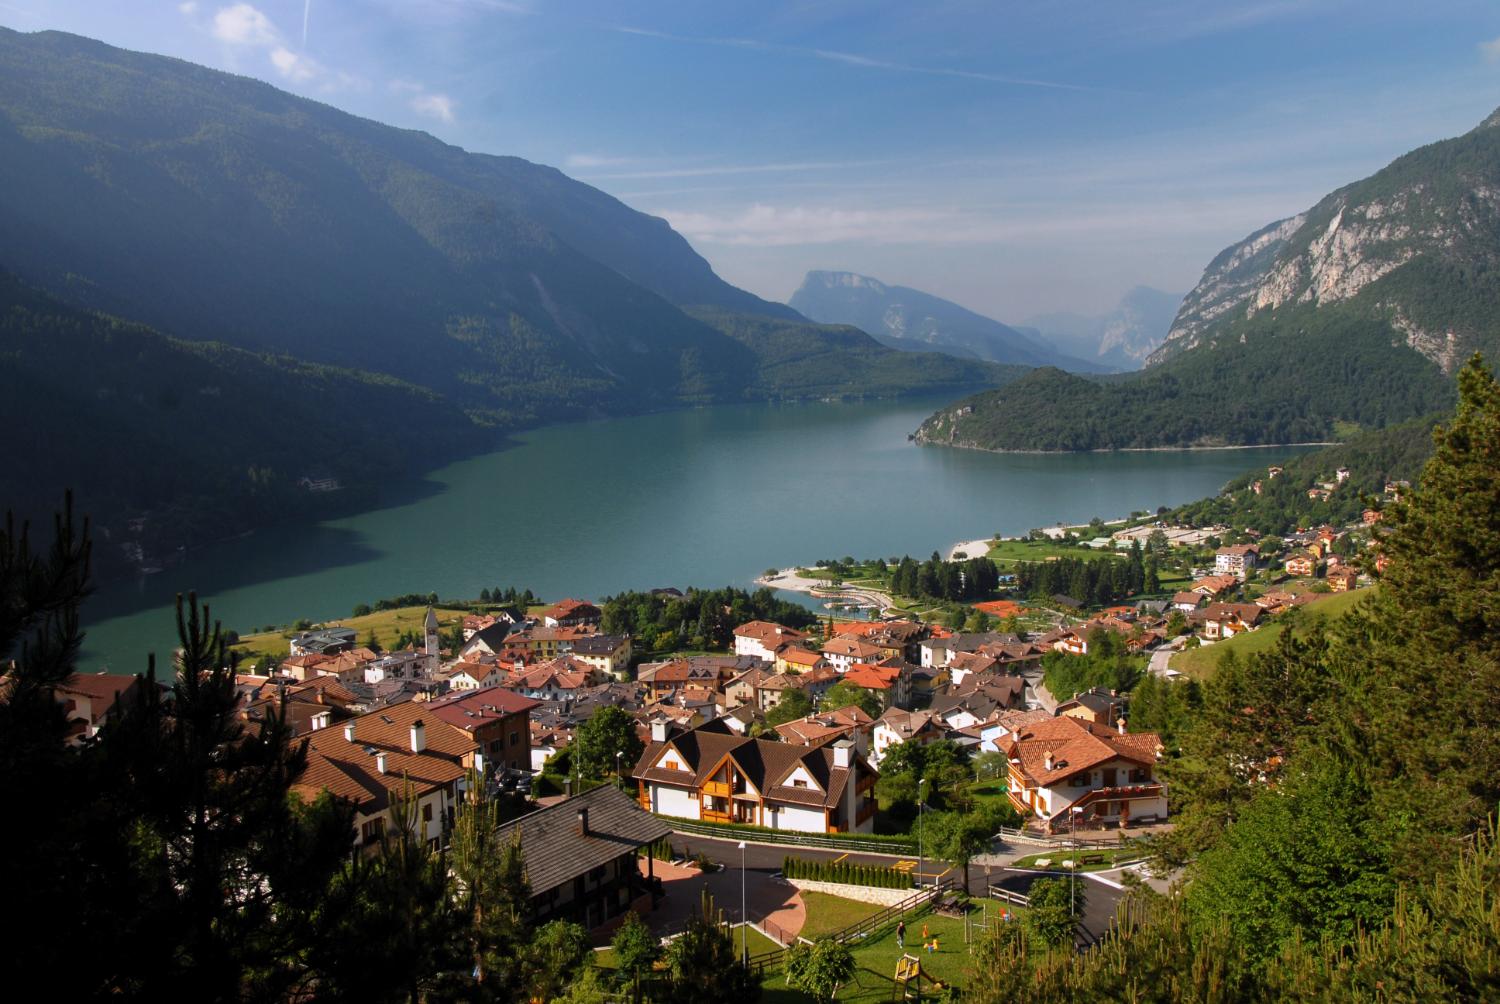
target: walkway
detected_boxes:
[630,856,806,946]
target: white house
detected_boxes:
[633,721,876,834]
[733,621,807,663]
[1002,716,1166,833]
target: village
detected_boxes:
[34,463,1405,998]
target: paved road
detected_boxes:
[668,830,1125,947]
[1147,643,1180,678]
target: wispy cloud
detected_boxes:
[1482,35,1500,63]
[581,158,893,181]
[198,3,362,91]
[563,153,639,169]
[212,3,277,46]
[612,24,1104,93]
[270,45,320,82]
[409,92,456,122]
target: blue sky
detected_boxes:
[6,1,1500,317]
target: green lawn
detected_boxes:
[593,924,781,969]
[969,781,1011,812]
[761,905,995,1002]
[1011,845,1146,872]
[798,892,888,941]
[1168,586,1375,679]
[985,539,1120,567]
[230,605,470,665]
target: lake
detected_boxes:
[79,397,1311,669]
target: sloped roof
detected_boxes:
[1004,716,1160,786]
[494,785,670,896]
[632,723,868,810]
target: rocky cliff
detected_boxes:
[1149,107,1500,372]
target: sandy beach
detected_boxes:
[947,537,995,561]
[756,568,897,615]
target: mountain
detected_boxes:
[0,271,485,575]
[1149,108,1500,369]
[914,106,1500,452]
[789,270,1100,370]
[0,29,1018,569]
[1021,286,1182,371]
[0,29,999,433]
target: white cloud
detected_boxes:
[212,3,279,46]
[409,92,456,122]
[270,45,319,82]
[655,204,953,247]
[1482,36,1500,63]
[564,153,639,169]
[178,1,199,14]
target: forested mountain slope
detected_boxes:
[0,29,996,432]
[914,106,1500,451]
[0,272,484,573]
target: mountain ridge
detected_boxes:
[1149,106,1500,369]
[911,104,1500,452]
[789,269,1101,371]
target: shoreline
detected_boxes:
[912,437,1337,456]
[756,568,897,616]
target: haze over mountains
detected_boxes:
[1019,286,1183,371]
[916,106,1500,452]
[0,28,1020,565]
[789,270,1095,370]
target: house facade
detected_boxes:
[1215,544,1260,580]
[634,722,877,834]
[733,621,807,663]
[1002,716,1166,833]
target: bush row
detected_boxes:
[782,855,912,888]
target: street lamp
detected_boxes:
[1070,807,1084,917]
[738,840,748,966]
[917,776,929,889]
[615,750,623,787]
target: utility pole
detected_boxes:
[738,840,748,966]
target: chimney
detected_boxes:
[1044,750,1055,772]
[832,738,852,769]
[376,752,389,774]
[650,719,669,743]
[344,723,356,743]
[1117,717,1127,735]
[577,806,590,836]
[410,720,426,753]
[1010,727,1022,743]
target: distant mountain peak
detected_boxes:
[1021,286,1181,372]
[805,270,891,295]
[789,270,1101,371]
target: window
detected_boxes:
[1129,768,1150,783]
[1071,774,1091,787]
[360,818,385,843]
[422,802,433,823]
[510,731,521,746]
[792,779,807,788]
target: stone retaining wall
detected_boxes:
[786,878,916,906]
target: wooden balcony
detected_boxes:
[702,780,730,798]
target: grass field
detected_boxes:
[593,924,781,970]
[230,605,470,665]
[797,892,888,941]
[1011,845,1146,871]
[761,904,993,1002]
[984,539,1118,567]
[1168,586,1375,679]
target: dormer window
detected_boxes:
[792,779,808,788]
